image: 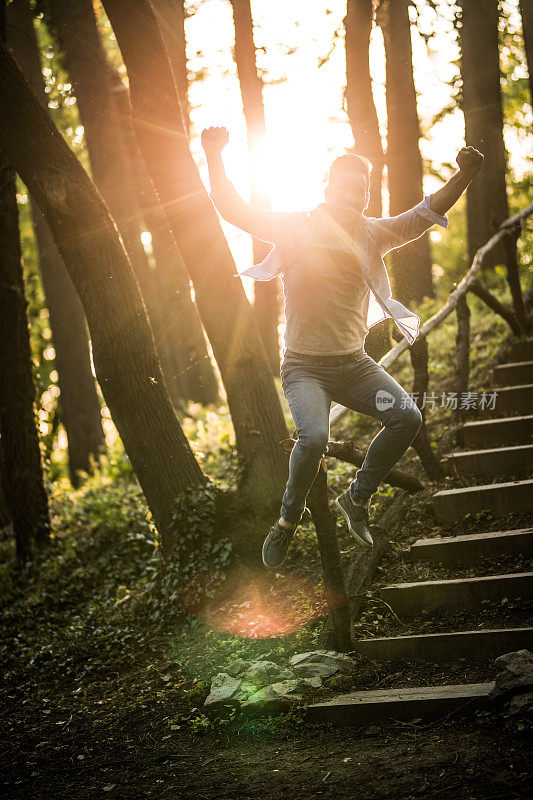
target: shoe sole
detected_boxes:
[335,497,373,549]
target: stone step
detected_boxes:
[380,572,533,617]
[458,415,533,448]
[353,627,533,663]
[406,528,533,565]
[433,479,533,522]
[443,444,533,478]
[306,682,494,725]
[508,338,533,362]
[479,384,533,417]
[492,360,533,387]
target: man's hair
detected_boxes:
[327,153,372,191]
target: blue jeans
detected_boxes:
[280,350,422,524]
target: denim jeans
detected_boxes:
[279,350,422,524]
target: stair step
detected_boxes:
[407,528,533,565]
[492,360,533,386]
[458,415,533,447]
[380,572,533,617]
[509,338,533,362]
[306,682,494,725]
[433,479,533,522]
[353,627,533,663]
[478,384,533,417]
[443,444,533,477]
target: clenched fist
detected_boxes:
[201,126,229,154]
[456,146,484,177]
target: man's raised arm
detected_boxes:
[428,146,484,216]
[201,126,301,244]
[369,145,484,256]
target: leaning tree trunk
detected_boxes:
[104,62,219,407]
[0,153,50,562]
[344,0,391,361]
[458,0,510,268]
[377,0,433,306]
[0,41,206,554]
[7,0,105,487]
[102,0,289,510]
[230,0,280,375]
[46,0,191,407]
[152,0,190,134]
[519,0,533,101]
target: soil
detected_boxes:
[1,687,530,800]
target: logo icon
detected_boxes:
[375,389,396,410]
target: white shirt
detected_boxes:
[238,196,448,345]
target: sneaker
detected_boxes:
[262,520,297,569]
[335,491,373,548]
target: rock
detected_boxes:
[242,677,322,714]
[241,661,295,687]
[289,650,356,678]
[490,650,533,698]
[204,673,245,708]
[225,658,251,678]
[507,691,533,717]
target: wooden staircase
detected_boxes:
[308,336,533,725]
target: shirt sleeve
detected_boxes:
[368,195,449,257]
[209,173,306,244]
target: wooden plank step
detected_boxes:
[306,682,494,725]
[458,415,533,448]
[492,360,533,386]
[478,384,533,417]
[353,627,533,663]
[433,479,533,522]
[407,528,533,565]
[443,444,533,478]
[508,338,533,362]
[380,572,533,617]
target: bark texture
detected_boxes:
[0,153,50,562]
[377,0,433,305]
[152,0,190,133]
[230,0,279,374]
[344,0,384,217]
[458,0,509,267]
[0,40,206,552]
[102,0,289,509]
[108,67,219,406]
[519,0,533,100]
[6,0,105,486]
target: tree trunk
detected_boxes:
[230,0,279,375]
[107,66,219,406]
[377,0,433,305]
[0,432,11,530]
[152,0,190,134]
[0,40,206,553]
[0,152,51,562]
[344,0,384,218]
[345,0,391,360]
[458,0,509,267]
[519,0,533,100]
[102,0,289,509]
[6,0,105,487]
[46,0,191,407]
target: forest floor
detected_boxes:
[1,295,531,799]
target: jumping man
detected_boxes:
[201,126,484,569]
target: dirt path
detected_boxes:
[2,701,530,799]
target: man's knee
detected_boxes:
[402,404,423,434]
[297,428,329,456]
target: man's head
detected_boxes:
[324,153,372,214]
